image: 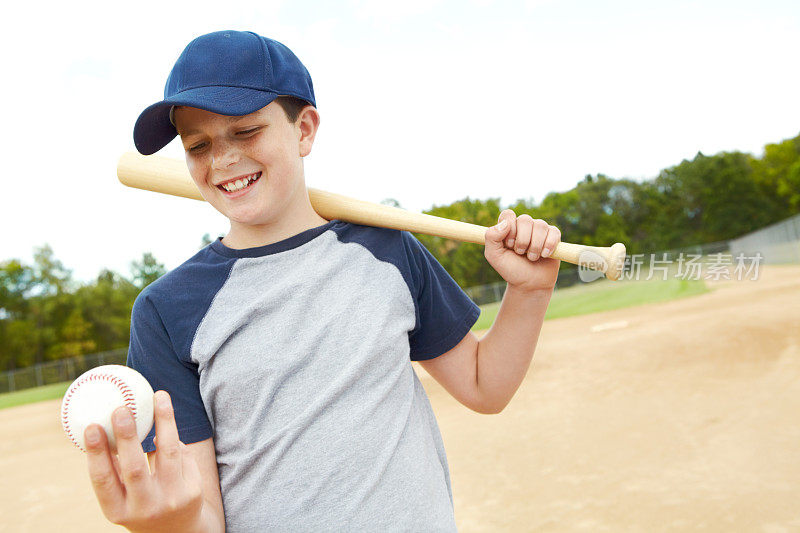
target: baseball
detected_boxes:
[60,364,155,453]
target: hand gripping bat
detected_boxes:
[117,152,627,280]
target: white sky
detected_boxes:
[2,0,798,282]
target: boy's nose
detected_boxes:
[211,144,241,170]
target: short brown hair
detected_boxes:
[273,96,311,123]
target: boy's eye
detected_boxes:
[186,127,260,152]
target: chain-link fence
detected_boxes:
[463,282,506,306]
[463,268,586,306]
[0,348,127,394]
[646,240,732,262]
[729,213,800,264]
[617,240,736,282]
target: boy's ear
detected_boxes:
[297,106,320,157]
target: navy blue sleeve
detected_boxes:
[401,232,481,361]
[126,290,214,452]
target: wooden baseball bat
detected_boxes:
[117,152,627,280]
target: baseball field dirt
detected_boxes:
[2,265,798,532]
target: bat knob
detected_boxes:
[604,242,627,281]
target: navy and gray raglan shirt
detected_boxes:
[126,220,481,532]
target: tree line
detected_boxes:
[1,133,798,371]
[415,133,800,287]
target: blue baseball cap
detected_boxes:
[133,30,316,155]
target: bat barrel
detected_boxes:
[117,152,204,201]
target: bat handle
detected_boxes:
[307,189,627,280]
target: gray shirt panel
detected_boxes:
[192,230,458,531]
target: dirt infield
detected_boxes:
[3,265,799,532]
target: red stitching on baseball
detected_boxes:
[61,371,139,452]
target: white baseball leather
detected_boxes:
[60,364,155,453]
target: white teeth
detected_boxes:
[221,173,259,192]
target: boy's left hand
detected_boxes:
[484,210,561,293]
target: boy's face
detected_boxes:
[173,102,317,229]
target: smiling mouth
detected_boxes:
[217,172,262,193]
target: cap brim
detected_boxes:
[133,86,279,155]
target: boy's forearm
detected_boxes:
[474,284,552,413]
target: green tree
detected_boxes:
[130,252,166,289]
[24,246,74,365]
[0,259,34,317]
[511,175,640,251]
[31,244,73,296]
[1,319,38,369]
[654,151,776,246]
[74,269,140,353]
[0,259,36,370]
[750,134,800,215]
[415,198,504,287]
[48,307,97,359]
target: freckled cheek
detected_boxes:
[186,159,211,187]
[253,145,294,174]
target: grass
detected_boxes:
[472,276,709,331]
[0,381,71,410]
[1,276,708,410]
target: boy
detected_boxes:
[84,30,561,532]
